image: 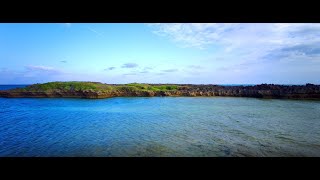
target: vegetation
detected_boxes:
[19,82,109,92]
[3,82,320,100]
[124,83,178,91]
[14,81,178,92]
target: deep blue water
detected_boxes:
[0,85,29,90]
[0,86,320,156]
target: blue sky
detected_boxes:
[0,23,319,84]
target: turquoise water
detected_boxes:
[0,87,320,156]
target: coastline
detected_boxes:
[0,82,320,100]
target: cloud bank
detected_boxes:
[150,23,320,60]
[162,69,178,72]
[25,65,61,73]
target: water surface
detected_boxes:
[0,95,319,157]
[0,85,28,90]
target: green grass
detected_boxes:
[125,83,178,91]
[15,82,178,92]
[19,82,111,92]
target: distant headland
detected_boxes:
[0,81,320,100]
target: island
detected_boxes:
[0,81,320,100]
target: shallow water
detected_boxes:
[0,95,320,157]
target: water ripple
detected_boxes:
[0,97,320,156]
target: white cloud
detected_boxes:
[57,23,72,28]
[87,27,104,37]
[148,23,320,84]
[64,23,72,27]
[149,23,320,54]
[25,65,58,72]
[24,65,64,78]
[149,23,240,49]
[150,23,320,68]
[162,69,178,72]
[0,66,68,84]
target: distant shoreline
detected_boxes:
[0,81,320,100]
[0,83,317,86]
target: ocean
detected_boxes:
[0,85,29,90]
[0,85,320,156]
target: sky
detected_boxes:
[0,23,320,84]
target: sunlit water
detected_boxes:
[0,86,320,157]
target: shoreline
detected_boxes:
[1,95,320,101]
[1,82,320,100]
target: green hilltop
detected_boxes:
[14,81,178,92]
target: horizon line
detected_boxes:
[0,82,318,86]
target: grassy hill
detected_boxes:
[2,81,319,99]
[14,81,179,92]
